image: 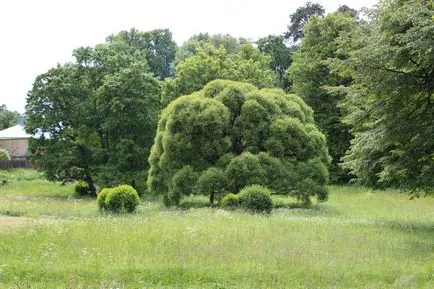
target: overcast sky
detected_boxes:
[0,0,378,114]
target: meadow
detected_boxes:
[0,169,433,288]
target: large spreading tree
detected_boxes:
[339,0,434,194]
[148,80,330,206]
[26,32,162,195]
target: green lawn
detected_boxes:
[0,169,433,288]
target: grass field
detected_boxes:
[0,169,433,288]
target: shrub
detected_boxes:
[103,185,140,213]
[167,166,198,206]
[0,148,11,161]
[238,184,273,214]
[97,188,113,210]
[221,193,240,209]
[74,181,89,196]
[195,167,228,206]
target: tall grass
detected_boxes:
[0,170,433,288]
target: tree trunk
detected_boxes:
[209,192,215,207]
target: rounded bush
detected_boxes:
[97,188,113,210]
[221,193,239,209]
[238,184,273,214]
[104,185,140,213]
[0,148,11,161]
[74,181,89,196]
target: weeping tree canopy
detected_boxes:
[147,80,330,206]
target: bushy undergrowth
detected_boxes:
[74,181,89,197]
[0,148,11,161]
[97,185,140,213]
[221,193,239,209]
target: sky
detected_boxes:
[0,0,378,114]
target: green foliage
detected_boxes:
[238,184,273,214]
[0,148,11,161]
[195,167,228,205]
[104,185,140,213]
[74,181,89,197]
[107,28,177,79]
[166,166,198,206]
[339,0,434,194]
[225,152,265,193]
[0,104,20,130]
[26,29,162,195]
[221,193,240,209]
[161,44,275,106]
[257,35,294,90]
[174,33,247,66]
[287,11,359,183]
[96,188,112,210]
[148,80,330,205]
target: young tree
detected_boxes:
[339,0,434,194]
[148,80,330,206]
[287,11,359,183]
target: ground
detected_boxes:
[0,169,433,288]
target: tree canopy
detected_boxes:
[161,44,275,106]
[107,28,177,79]
[285,1,325,43]
[338,0,434,194]
[148,80,330,206]
[287,11,359,183]
[26,31,162,195]
[0,105,20,130]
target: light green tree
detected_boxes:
[148,80,330,206]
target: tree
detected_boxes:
[287,11,359,183]
[337,5,359,19]
[339,0,434,194]
[285,1,325,43]
[257,35,294,90]
[162,44,275,106]
[26,32,161,195]
[148,80,330,206]
[174,33,247,66]
[107,28,177,79]
[0,105,20,130]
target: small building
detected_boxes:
[0,124,30,159]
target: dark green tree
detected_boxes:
[257,35,294,90]
[287,11,359,183]
[148,80,330,206]
[339,0,434,194]
[26,33,161,195]
[285,1,325,43]
[0,105,20,130]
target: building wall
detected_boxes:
[0,138,29,158]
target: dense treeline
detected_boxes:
[24,0,433,200]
